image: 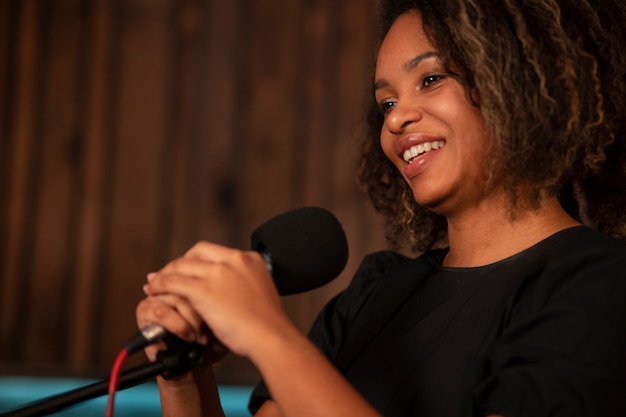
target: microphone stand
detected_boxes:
[0,339,205,417]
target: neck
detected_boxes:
[442,196,581,268]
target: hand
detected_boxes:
[136,286,229,416]
[143,241,289,358]
[136,293,227,365]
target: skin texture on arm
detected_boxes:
[248,312,381,417]
[136,291,228,417]
[156,366,225,417]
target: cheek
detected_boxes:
[379,128,396,162]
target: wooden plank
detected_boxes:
[68,0,115,372]
[0,0,12,146]
[152,0,200,262]
[155,0,243,261]
[0,0,41,362]
[192,0,245,251]
[23,0,87,365]
[96,0,172,366]
[0,0,16,309]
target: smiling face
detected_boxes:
[375,11,494,218]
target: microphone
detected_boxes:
[126,206,349,353]
[251,206,349,295]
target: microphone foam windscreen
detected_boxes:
[250,206,349,295]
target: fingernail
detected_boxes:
[147,272,156,282]
[198,334,209,345]
[142,284,149,294]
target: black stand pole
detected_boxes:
[0,340,205,417]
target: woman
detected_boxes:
[137,0,626,416]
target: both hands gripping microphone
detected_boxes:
[127,206,349,354]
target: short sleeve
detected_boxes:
[474,242,626,417]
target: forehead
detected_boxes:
[375,11,436,74]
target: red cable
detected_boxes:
[106,348,129,417]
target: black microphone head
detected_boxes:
[250,206,349,295]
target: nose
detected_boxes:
[384,101,423,134]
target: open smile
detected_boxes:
[402,140,446,163]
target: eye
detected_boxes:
[422,74,445,88]
[378,99,397,114]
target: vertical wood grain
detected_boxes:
[95,0,173,365]
[68,0,116,372]
[20,0,87,365]
[0,0,42,362]
[0,0,386,383]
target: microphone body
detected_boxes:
[128,206,349,353]
[250,206,349,295]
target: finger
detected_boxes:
[136,296,200,343]
[150,293,209,343]
[143,270,209,302]
[154,256,215,280]
[147,252,276,304]
[184,241,241,262]
[160,244,268,284]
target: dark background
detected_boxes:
[0,0,394,385]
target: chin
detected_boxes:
[412,195,448,215]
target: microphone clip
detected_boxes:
[155,336,206,380]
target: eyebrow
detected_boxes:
[374,51,440,91]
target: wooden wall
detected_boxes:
[0,0,387,384]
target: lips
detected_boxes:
[394,134,446,161]
[402,140,445,163]
[392,134,446,179]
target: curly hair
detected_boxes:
[358,0,626,252]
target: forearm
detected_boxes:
[157,365,225,417]
[250,320,381,417]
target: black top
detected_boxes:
[249,227,626,416]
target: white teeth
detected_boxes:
[403,140,445,163]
